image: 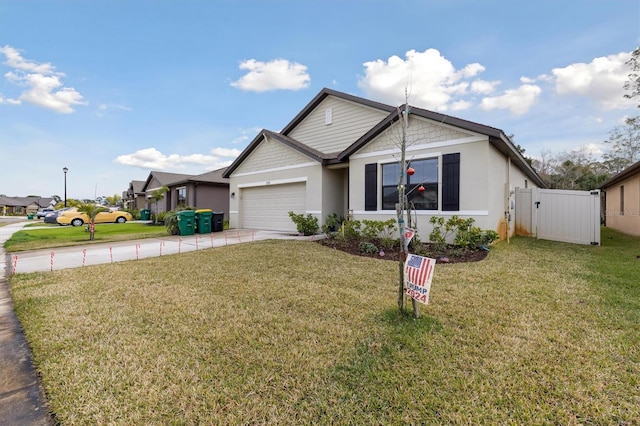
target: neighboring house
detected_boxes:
[600,160,640,236]
[0,196,55,216]
[223,88,546,239]
[123,180,147,211]
[141,168,229,217]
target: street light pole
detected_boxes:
[63,167,68,207]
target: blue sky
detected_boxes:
[1,0,638,200]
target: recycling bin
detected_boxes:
[176,210,195,236]
[212,212,224,232]
[140,209,151,220]
[195,209,212,234]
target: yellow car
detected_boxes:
[56,207,133,227]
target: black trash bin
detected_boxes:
[212,212,224,232]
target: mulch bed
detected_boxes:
[315,237,489,264]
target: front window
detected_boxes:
[382,158,438,210]
[177,187,187,206]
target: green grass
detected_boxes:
[9,227,640,424]
[4,223,169,252]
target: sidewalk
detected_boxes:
[0,220,52,425]
[0,220,313,424]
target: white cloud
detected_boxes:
[0,93,21,105]
[0,45,86,113]
[470,79,500,95]
[480,84,542,115]
[96,103,132,117]
[115,147,237,170]
[358,48,490,111]
[552,51,634,110]
[230,59,310,92]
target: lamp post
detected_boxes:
[63,167,68,207]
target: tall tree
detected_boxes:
[105,193,122,207]
[603,116,640,173]
[623,47,640,107]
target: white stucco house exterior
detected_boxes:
[223,88,546,240]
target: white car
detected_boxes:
[36,208,55,219]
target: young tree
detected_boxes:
[78,203,107,241]
[149,186,169,224]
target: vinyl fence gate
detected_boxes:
[515,188,601,246]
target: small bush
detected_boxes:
[429,215,499,250]
[359,241,378,254]
[288,212,319,236]
[339,219,362,240]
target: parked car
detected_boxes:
[43,207,72,224]
[56,207,133,227]
[36,207,55,219]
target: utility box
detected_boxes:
[212,212,224,232]
[195,209,212,234]
[177,211,195,236]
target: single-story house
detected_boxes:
[600,160,640,236]
[123,180,147,211]
[223,88,546,239]
[141,168,229,218]
[0,196,55,216]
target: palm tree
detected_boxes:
[78,203,108,241]
[148,186,169,224]
[105,193,122,207]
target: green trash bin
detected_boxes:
[212,212,224,232]
[177,211,195,236]
[195,209,212,234]
[27,213,34,220]
[140,209,151,220]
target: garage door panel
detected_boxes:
[241,183,306,232]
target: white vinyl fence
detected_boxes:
[515,188,601,246]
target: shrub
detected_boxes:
[361,219,397,241]
[322,213,343,234]
[359,241,378,254]
[429,215,499,250]
[338,219,362,241]
[288,212,319,236]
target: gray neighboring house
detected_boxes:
[123,180,147,211]
[0,196,55,216]
[223,87,545,239]
[141,168,229,218]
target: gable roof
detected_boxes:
[0,196,54,208]
[142,171,195,192]
[189,167,229,184]
[223,88,546,188]
[338,104,546,188]
[600,160,640,189]
[280,87,396,135]
[130,180,146,194]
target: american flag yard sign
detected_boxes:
[404,253,436,305]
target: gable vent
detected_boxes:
[325,108,333,125]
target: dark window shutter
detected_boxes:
[365,163,377,211]
[442,153,460,211]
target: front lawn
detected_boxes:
[4,223,169,252]
[9,228,640,424]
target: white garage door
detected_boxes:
[241,182,306,232]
